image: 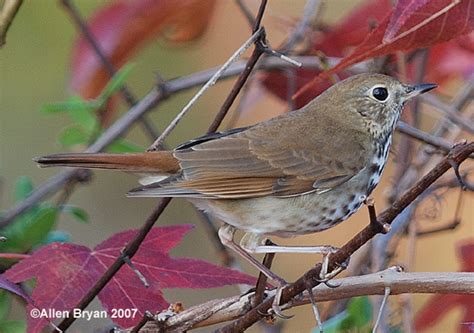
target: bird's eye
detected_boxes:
[372,86,389,101]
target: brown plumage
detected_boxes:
[36,73,436,238]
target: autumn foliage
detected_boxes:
[0,0,472,332]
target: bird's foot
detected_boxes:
[270,285,294,320]
[314,248,347,288]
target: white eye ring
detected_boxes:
[370,85,389,102]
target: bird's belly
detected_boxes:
[190,171,375,236]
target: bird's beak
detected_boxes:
[404,83,438,100]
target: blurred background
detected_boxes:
[1,0,472,332]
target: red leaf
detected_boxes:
[297,0,474,98]
[424,33,474,85]
[336,0,473,70]
[384,0,431,42]
[71,0,216,100]
[414,240,474,333]
[315,0,393,56]
[261,0,391,107]
[5,225,255,330]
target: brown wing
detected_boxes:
[128,108,371,199]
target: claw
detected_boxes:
[270,286,294,320]
[316,251,349,287]
[322,279,341,288]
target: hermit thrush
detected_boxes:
[36,73,436,283]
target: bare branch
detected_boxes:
[143,269,474,332]
[148,27,265,151]
[218,141,474,332]
[0,0,23,47]
[0,55,324,228]
[57,2,270,329]
[60,0,159,140]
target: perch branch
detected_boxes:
[144,269,474,332]
[217,141,474,332]
[0,0,22,47]
[57,1,270,329]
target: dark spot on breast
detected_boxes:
[320,206,328,213]
[335,160,344,169]
[348,194,356,202]
[368,180,376,193]
[343,207,351,216]
[370,163,380,174]
[329,208,337,216]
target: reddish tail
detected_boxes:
[35,152,180,174]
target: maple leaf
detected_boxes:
[296,0,474,98]
[5,225,255,331]
[414,240,474,333]
[261,0,392,108]
[70,0,216,100]
[423,33,474,85]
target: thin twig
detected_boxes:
[217,142,474,332]
[0,56,324,229]
[60,0,159,141]
[281,0,321,51]
[234,0,255,28]
[421,93,474,133]
[57,3,270,329]
[253,240,276,307]
[0,0,23,47]
[396,121,473,157]
[57,197,171,331]
[147,270,474,332]
[147,27,265,151]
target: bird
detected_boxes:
[36,73,436,285]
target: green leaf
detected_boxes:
[340,296,372,331]
[107,139,143,153]
[41,96,99,133]
[61,205,89,223]
[40,96,98,114]
[58,126,89,147]
[99,63,135,101]
[319,297,372,333]
[22,206,58,249]
[0,291,11,320]
[319,311,348,333]
[0,320,27,333]
[14,177,34,202]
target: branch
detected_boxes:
[0,55,323,228]
[57,1,269,329]
[396,121,473,157]
[421,93,474,133]
[0,0,22,47]
[147,26,265,151]
[144,269,473,332]
[218,141,474,332]
[60,0,159,140]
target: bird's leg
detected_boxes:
[218,225,287,287]
[219,227,295,319]
[240,232,345,316]
[316,250,345,287]
[242,236,340,255]
[304,277,323,331]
